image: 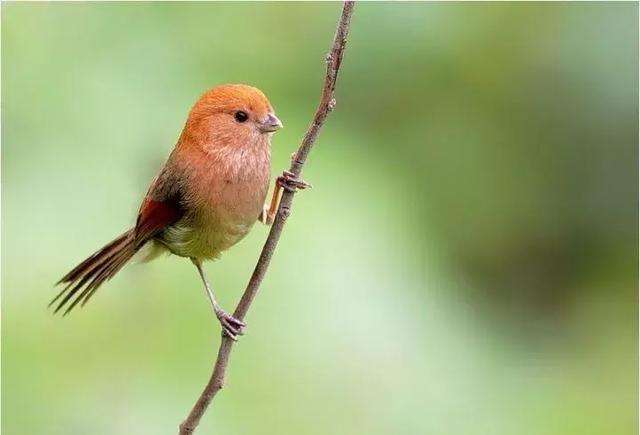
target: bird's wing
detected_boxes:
[135,197,182,244]
[134,163,184,245]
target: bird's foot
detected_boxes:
[215,308,246,341]
[277,170,312,193]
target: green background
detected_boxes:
[2,2,637,434]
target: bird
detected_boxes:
[51,84,309,340]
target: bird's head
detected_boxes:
[183,84,282,151]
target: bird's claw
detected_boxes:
[215,309,246,341]
[277,170,311,193]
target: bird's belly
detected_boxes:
[160,180,267,260]
[161,218,254,260]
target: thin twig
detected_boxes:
[177,2,356,434]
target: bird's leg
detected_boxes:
[259,181,283,226]
[191,258,246,341]
[260,170,311,225]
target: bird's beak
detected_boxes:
[259,114,283,133]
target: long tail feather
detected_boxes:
[52,230,138,314]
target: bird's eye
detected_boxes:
[234,111,249,123]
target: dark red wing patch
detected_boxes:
[135,197,183,246]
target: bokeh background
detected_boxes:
[2,2,637,435]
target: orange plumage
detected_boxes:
[53,84,284,338]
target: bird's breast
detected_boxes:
[161,142,271,260]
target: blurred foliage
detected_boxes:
[2,3,637,435]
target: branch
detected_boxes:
[178,2,356,434]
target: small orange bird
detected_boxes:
[52,84,308,339]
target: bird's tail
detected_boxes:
[51,229,139,315]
